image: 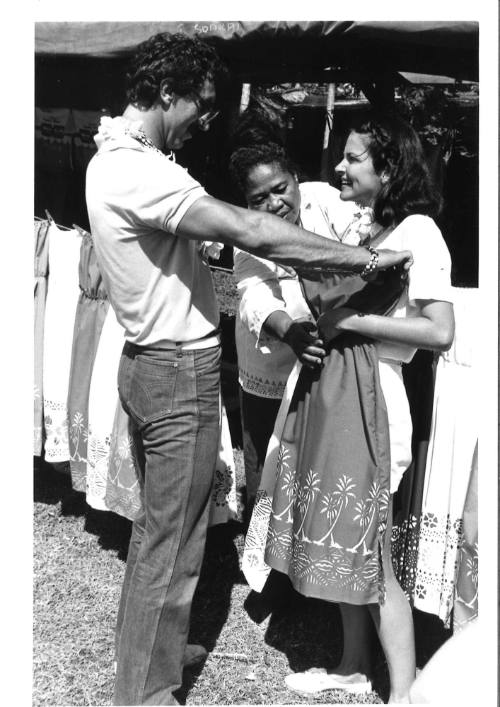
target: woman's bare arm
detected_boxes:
[319,300,455,352]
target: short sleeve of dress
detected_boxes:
[402,215,453,304]
[127,151,207,234]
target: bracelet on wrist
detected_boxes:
[360,246,379,280]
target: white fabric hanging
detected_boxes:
[413,287,478,626]
[42,222,82,462]
[86,304,125,510]
[208,398,238,526]
[34,220,50,456]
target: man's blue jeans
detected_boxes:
[114,341,221,705]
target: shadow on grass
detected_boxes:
[261,588,390,696]
[413,608,452,667]
[240,570,450,703]
[175,521,245,703]
[34,456,132,560]
[240,570,351,673]
[264,598,449,700]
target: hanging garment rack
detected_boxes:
[35,211,85,235]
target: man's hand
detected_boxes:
[282,320,326,369]
[376,249,413,273]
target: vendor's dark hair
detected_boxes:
[228,108,297,197]
[229,143,298,196]
[126,32,226,108]
[351,112,442,226]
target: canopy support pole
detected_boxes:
[320,83,335,180]
[239,83,251,113]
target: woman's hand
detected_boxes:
[262,311,325,368]
[282,320,326,369]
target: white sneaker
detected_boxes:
[285,668,372,695]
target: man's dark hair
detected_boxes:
[229,143,298,197]
[126,32,226,108]
[351,112,442,227]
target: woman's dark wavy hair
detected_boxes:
[228,108,298,198]
[351,112,442,227]
[126,32,226,108]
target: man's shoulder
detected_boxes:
[89,146,200,190]
[93,143,173,168]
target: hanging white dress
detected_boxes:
[413,287,478,626]
[86,305,128,510]
[208,400,238,526]
[67,229,109,492]
[34,219,50,456]
[42,222,82,462]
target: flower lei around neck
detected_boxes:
[96,116,175,161]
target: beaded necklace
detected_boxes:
[126,128,175,161]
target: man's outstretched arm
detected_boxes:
[177,196,412,273]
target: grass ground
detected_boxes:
[33,457,450,707]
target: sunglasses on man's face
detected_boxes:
[198,110,220,131]
[193,94,220,131]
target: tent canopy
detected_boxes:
[35,21,478,82]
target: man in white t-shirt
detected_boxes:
[86,32,412,706]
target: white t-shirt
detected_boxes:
[86,120,219,346]
[372,214,453,363]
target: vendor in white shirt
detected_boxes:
[229,137,360,515]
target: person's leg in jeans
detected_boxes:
[114,343,221,705]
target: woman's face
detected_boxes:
[335,131,384,207]
[244,162,301,223]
